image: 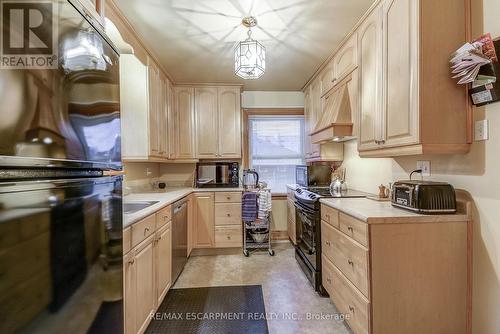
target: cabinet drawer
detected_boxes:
[331,227,369,297]
[321,204,339,228]
[329,261,370,334]
[215,192,242,203]
[131,214,156,248]
[322,254,335,295]
[215,225,242,248]
[339,212,368,247]
[156,205,172,229]
[123,227,131,254]
[321,221,336,263]
[215,203,241,225]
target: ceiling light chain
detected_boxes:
[234,16,266,80]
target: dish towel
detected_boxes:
[242,192,258,222]
[257,191,272,219]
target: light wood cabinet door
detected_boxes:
[167,80,177,159]
[148,63,161,157]
[155,223,171,306]
[320,59,335,96]
[310,79,321,158]
[175,87,196,159]
[382,0,419,147]
[193,192,215,248]
[304,89,313,159]
[217,87,241,158]
[195,87,219,158]
[358,5,383,151]
[123,252,136,334]
[334,33,358,83]
[134,236,155,334]
[158,74,169,158]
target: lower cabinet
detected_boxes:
[191,191,243,249]
[124,209,172,334]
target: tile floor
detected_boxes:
[174,243,352,334]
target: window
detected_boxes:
[248,115,305,193]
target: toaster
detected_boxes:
[391,180,457,214]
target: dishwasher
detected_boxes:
[172,198,188,283]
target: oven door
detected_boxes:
[294,200,318,270]
[0,176,123,333]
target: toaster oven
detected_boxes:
[391,180,457,214]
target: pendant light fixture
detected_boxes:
[234,16,266,80]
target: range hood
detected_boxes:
[310,73,356,144]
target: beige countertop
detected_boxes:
[319,197,470,224]
[123,187,243,228]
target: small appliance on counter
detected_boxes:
[391,180,457,214]
[296,165,332,187]
[242,169,259,190]
[196,161,239,188]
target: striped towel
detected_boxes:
[242,192,258,222]
[258,190,272,219]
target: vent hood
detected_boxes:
[310,74,355,144]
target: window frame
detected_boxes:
[243,108,305,197]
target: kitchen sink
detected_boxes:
[123,201,159,214]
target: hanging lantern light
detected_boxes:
[234,16,266,80]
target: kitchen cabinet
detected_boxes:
[154,222,172,306]
[195,87,219,158]
[214,192,242,248]
[333,33,358,86]
[174,86,196,160]
[121,55,173,161]
[124,207,173,334]
[193,192,215,248]
[320,203,471,334]
[357,0,471,157]
[320,59,335,97]
[133,235,156,334]
[357,4,383,151]
[195,87,242,159]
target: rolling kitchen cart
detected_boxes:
[242,188,274,257]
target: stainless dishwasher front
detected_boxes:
[172,198,188,283]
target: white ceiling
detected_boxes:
[114,0,375,91]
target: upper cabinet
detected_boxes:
[333,33,358,86]
[121,55,172,161]
[357,0,471,157]
[174,87,196,160]
[195,86,242,159]
[358,5,383,151]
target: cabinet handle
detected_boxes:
[129,258,135,265]
[227,213,231,217]
[331,77,337,83]
[349,305,355,312]
[325,241,331,246]
[348,259,354,266]
[144,227,150,235]
[226,196,231,200]
[325,214,330,219]
[226,235,231,240]
[327,278,332,284]
[347,226,353,232]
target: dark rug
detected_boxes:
[145,285,269,334]
[88,301,123,334]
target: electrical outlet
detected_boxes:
[475,119,489,141]
[416,160,431,177]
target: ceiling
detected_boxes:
[114,0,375,91]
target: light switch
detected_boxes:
[475,119,489,141]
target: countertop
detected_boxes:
[319,197,471,224]
[123,187,244,228]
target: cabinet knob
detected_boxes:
[227,196,231,200]
[227,213,231,217]
[347,226,353,232]
[226,235,231,240]
[348,259,354,266]
[325,241,331,246]
[349,305,355,312]
[129,258,135,265]
[331,77,337,83]
[327,278,332,284]
[144,227,150,235]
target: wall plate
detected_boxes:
[475,119,489,141]
[416,160,431,177]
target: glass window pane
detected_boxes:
[248,115,305,193]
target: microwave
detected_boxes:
[196,162,240,188]
[296,165,332,187]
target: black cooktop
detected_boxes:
[303,186,370,198]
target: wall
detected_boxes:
[340,1,499,332]
[241,91,304,108]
